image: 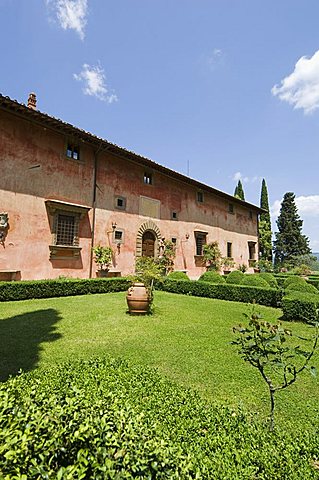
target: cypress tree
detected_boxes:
[259,179,272,262]
[234,180,245,200]
[273,192,311,266]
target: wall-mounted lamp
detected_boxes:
[0,213,9,245]
[112,222,117,230]
[185,233,190,240]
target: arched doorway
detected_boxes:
[142,231,156,257]
[136,220,162,258]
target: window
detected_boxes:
[197,191,204,203]
[249,210,253,220]
[227,242,232,258]
[115,196,126,210]
[113,229,124,244]
[144,172,152,185]
[66,144,80,161]
[228,203,234,214]
[171,211,178,220]
[195,232,206,256]
[55,213,79,246]
[45,199,90,259]
[248,242,256,265]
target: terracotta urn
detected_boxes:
[96,270,109,278]
[126,282,150,314]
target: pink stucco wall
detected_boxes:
[0,108,259,280]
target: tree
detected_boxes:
[234,180,245,200]
[232,309,318,430]
[273,192,311,266]
[259,179,272,262]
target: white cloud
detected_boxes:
[270,199,282,218]
[48,0,88,40]
[206,48,224,70]
[232,172,260,184]
[296,195,319,217]
[272,50,319,114]
[73,64,118,103]
[271,195,319,219]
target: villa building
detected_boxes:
[0,93,261,281]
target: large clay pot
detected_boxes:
[126,282,150,314]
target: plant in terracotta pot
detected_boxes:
[92,245,113,277]
[221,257,235,275]
[157,239,176,275]
[127,257,162,314]
[202,241,222,271]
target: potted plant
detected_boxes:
[157,239,176,275]
[203,241,222,271]
[127,256,162,314]
[221,257,235,275]
[238,263,248,273]
[92,245,113,277]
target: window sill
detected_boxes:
[49,245,82,260]
[64,155,85,164]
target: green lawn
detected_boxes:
[1,291,318,429]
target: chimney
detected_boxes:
[27,92,37,110]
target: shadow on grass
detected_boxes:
[0,308,62,382]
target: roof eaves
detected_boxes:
[0,93,263,213]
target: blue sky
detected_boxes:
[1,0,319,250]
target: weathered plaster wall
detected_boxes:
[0,110,94,279]
[0,109,259,280]
[94,152,259,278]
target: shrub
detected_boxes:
[282,291,319,323]
[293,264,312,276]
[198,271,226,284]
[225,270,245,285]
[259,273,278,289]
[286,282,319,295]
[156,279,282,307]
[306,279,319,291]
[167,271,190,281]
[0,278,131,302]
[283,276,307,289]
[241,275,270,288]
[1,358,318,478]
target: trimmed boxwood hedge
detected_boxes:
[156,278,282,307]
[198,271,226,283]
[1,358,319,479]
[167,271,190,281]
[283,276,307,289]
[0,278,131,302]
[282,291,319,323]
[286,282,319,295]
[259,273,279,289]
[225,270,245,284]
[307,279,319,291]
[241,275,270,288]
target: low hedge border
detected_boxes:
[0,278,131,302]
[155,279,282,307]
[282,291,319,323]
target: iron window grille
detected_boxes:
[195,233,206,256]
[54,212,79,246]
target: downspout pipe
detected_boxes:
[89,143,110,278]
